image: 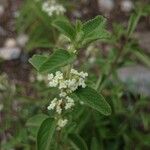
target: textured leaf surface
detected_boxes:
[69,134,88,150]
[52,18,76,40]
[83,16,106,35]
[39,49,75,72]
[74,87,111,115]
[29,55,48,71]
[82,16,109,46]
[82,28,109,46]
[29,49,75,73]
[37,118,56,150]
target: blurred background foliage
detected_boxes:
[0,0,150,149]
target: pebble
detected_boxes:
[121,0,133,12]
[0,47,21,60]
[117,65,150,96]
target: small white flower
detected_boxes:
[42,0,66,17]
[59,92,67,97]
[59,80,67,89]
[78,78,86,88]
[48,73,54,80]
[56,106,62,114]
[47,98,57,110]
[57,118,68,130]
[55,71,63,80]
[66,96,74,102]
[71,68,79,75]
[79,71,88,78]
[67,79,78,91]
[56,99,63,114]
[48,79,58,87]
[65,96,75,110]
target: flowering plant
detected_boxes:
[29,15,111,149]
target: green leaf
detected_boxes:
[73,87,111,115]
[29,55,48,71]
[29,49,76,73]
[52,18,76,41]
[83,16,106,35]
[39,49,76,73]
[26,114,49,137]
[132,50,150,68]
[82,16,109,46]
[127,12,141,37]
[82,27,110,46]
[37,118,56,150]
[69,134,88,150]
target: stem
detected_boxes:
[56,131,62,149]
[95,74,101,90]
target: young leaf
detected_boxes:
[37,118,56,150]
[82,15,106,36]
[52,18,76,41]
[73,87,111,115]
[68,134,88,150]
[39,49,76,73]
[29,55,48,71]
[81,16,109,46]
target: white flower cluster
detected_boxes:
[42,0,66,17]
[48,69,88,92]
[47,69,88,129]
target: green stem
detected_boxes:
[95,74,102,90]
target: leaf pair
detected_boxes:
[28,88,111,150]
[52,16,110,48]
[28,115,88,150]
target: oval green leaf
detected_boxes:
[29,55,48,71]
[74,87,111,116]
[37,118,56,150]
[39,49,75,73]
[29,49,76,73]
